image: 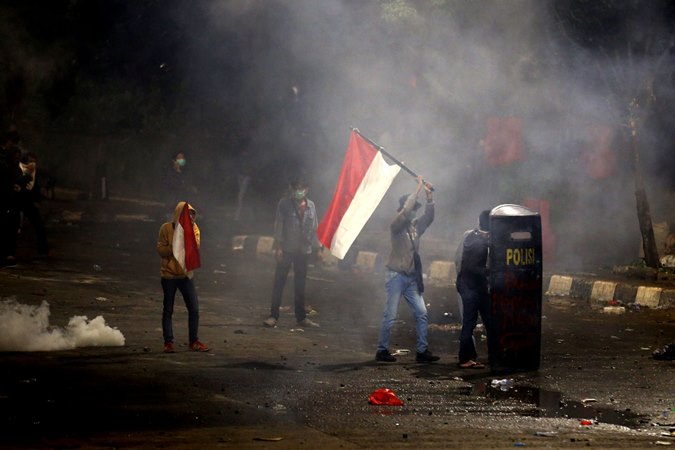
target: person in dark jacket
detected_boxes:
[455,209,491,369]
[18,152,50,256]
[376,176,440,363]
[162,151,194,207]
[263,179,322,328]
[1,144,30,266]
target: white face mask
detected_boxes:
[293,189,307,200]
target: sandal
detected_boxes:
[457,360,485,369]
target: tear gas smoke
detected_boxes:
[0,298,125,352]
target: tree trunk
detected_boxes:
[630,121,660,268]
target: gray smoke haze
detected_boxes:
[2,0,672,269]
[0,298,125,352]
[190,0,673,267]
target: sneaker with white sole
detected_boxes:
[263,317,278,327]
[296,318,319,328]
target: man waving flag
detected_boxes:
[317,130,401,259]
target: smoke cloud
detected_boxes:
[0,298,125,352]
[1,1,673,269]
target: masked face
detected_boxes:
[293,189,307,200]
[405,210,417,221]
[176,158,186,167]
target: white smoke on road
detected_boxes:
[0,298,125,352]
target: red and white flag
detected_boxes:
[172,203,201,272]
[317,131,401,259]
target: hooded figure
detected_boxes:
[156,201,208,353]
[158,202,200,279]
[455,209,491,369]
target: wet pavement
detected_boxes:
[0,201,673,448]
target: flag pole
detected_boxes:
[350,127,434,191]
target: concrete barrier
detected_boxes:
[590,281,618,306]
[546,275,573,296]
[320,251,340,269]
[635,286,662,308]
[428,260,455,282]
[355,251,379,271]
[232,235,249,251]
[256,236,275,255]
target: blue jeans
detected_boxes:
[270,251,308,321]
[457,278,490,363]
[377,269,429,354]
[161,277,199,344]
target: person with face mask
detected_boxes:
[375,176,439,363]
[162,151,192,208]
[263,179,322,328]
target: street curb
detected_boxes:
[546,275,674,309]
[232,235,674,310]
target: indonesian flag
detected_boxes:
[317,131,401,259]
[172,203,201,272]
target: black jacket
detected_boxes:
[457,229,489,288]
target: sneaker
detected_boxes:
[416,349,440,362]
[296,318,320,328]
[375,349,397,362]
[263,317,278,327]
[190,340,210,352]
[163,342,175,353]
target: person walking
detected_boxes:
[263,179,322,328]
[376,176,440,363]
[455,210,491,369]
[156,201,209,353]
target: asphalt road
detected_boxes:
[0,210,673,449]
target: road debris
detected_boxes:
[491,379,514,391]
[534,431,557,437]
[368,388,403,406]
[652,344,675,361]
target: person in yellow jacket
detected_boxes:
[157,201,209,353]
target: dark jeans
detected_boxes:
[0,207,10,261]
[161,277,199,344]
[21,202,49,254]
[5,206,20,257]
[457,278,490,364]
[270,251,308,321]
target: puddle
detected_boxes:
[463,382,646,428]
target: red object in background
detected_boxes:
[581,124,616,179]
[368,388,404,406]
[522,198,556,264]
[483,117,524,166]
